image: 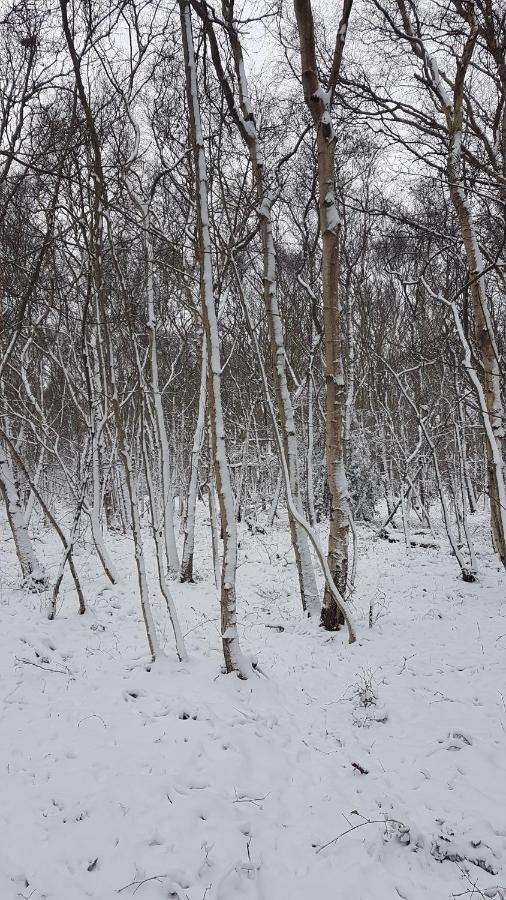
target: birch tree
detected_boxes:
[367,0,506,567]
[293,0,355,627]
[190,0,320,618]
[179,0,249,676]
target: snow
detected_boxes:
[312,85,331,106]
[1,507,505,900]
[323,191,340,233]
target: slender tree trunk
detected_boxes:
[88,340,118,584]
[181,333,207,582]
[236,404,254,524]
[208,475,221,590]
[306,368,317,528]
[59,0,160,660]
[267,470,282,527]
[24,445,44,528]
[194,1,320,618]
[455,421,477,574]
[180,0,248,676]
[140,401,187,661]
[232,257,356,642]
[142,200,180,574]
[232,38,319,616]
[344,272,355,467]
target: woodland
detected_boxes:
[0,1,505,898]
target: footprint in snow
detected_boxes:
[439,731,473,751]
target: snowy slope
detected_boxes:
[1,509,505,900]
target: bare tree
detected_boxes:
[293,0,355,627]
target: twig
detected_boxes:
[117,873,167,894]
[15,656,74,678]
[315,814,405,853]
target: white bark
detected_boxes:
[180,333,207,582]
[447,298,506,562]
[24,445,44,528]
[88,339,118,584]
[306,369,317,528]
[180,0,249,676]
[202,6,320,618]
[140,405,188,661]
[0,445,46,590]
[123,117,180,576]
[59,0,161,660]
[232,255,356,642]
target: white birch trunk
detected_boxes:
[180,333,207,582]
[144,205,180,574]
[232,256,356,642]
[306,370,317,528]
[24,445,44,528]
[0,445,46,590]
[180,0,249,676]
[140,404,187,661]
[203,6,319,618]
[123,130,180,576]
[89,341,118,584]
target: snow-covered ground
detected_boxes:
[1,507,505,900]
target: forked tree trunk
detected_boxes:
[48,485,87,619]
[293,0,354,628]
[121,121,181,575]
[255,191,319,617]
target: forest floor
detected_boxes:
[0,506,505,900]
